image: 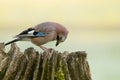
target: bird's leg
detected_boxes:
[39,45,48,51]
[39,45,55,59]
[39,45,55,52]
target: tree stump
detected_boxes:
[0,43,92,80]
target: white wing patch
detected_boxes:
[28,30,34,34]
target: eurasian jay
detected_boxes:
[5,22,68,51]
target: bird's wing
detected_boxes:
[15,28,47,38]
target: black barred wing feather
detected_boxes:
[15,28,47,38]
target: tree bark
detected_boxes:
[0,43,92,80]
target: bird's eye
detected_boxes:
[59,37,62,40]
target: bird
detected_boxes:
[5,22,69,51]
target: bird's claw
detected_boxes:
[44,48,55,53]
[43,48,55,59]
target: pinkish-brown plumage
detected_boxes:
[5,22,69,50]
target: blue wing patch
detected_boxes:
[34,32,47,37]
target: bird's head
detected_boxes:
[40,21,69,46]
[56,29,68,46]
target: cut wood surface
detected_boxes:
[0,43,92,80]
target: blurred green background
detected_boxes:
[0,0,120,80]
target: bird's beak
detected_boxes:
[56,40,60,46]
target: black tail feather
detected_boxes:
[5,38,21,46]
